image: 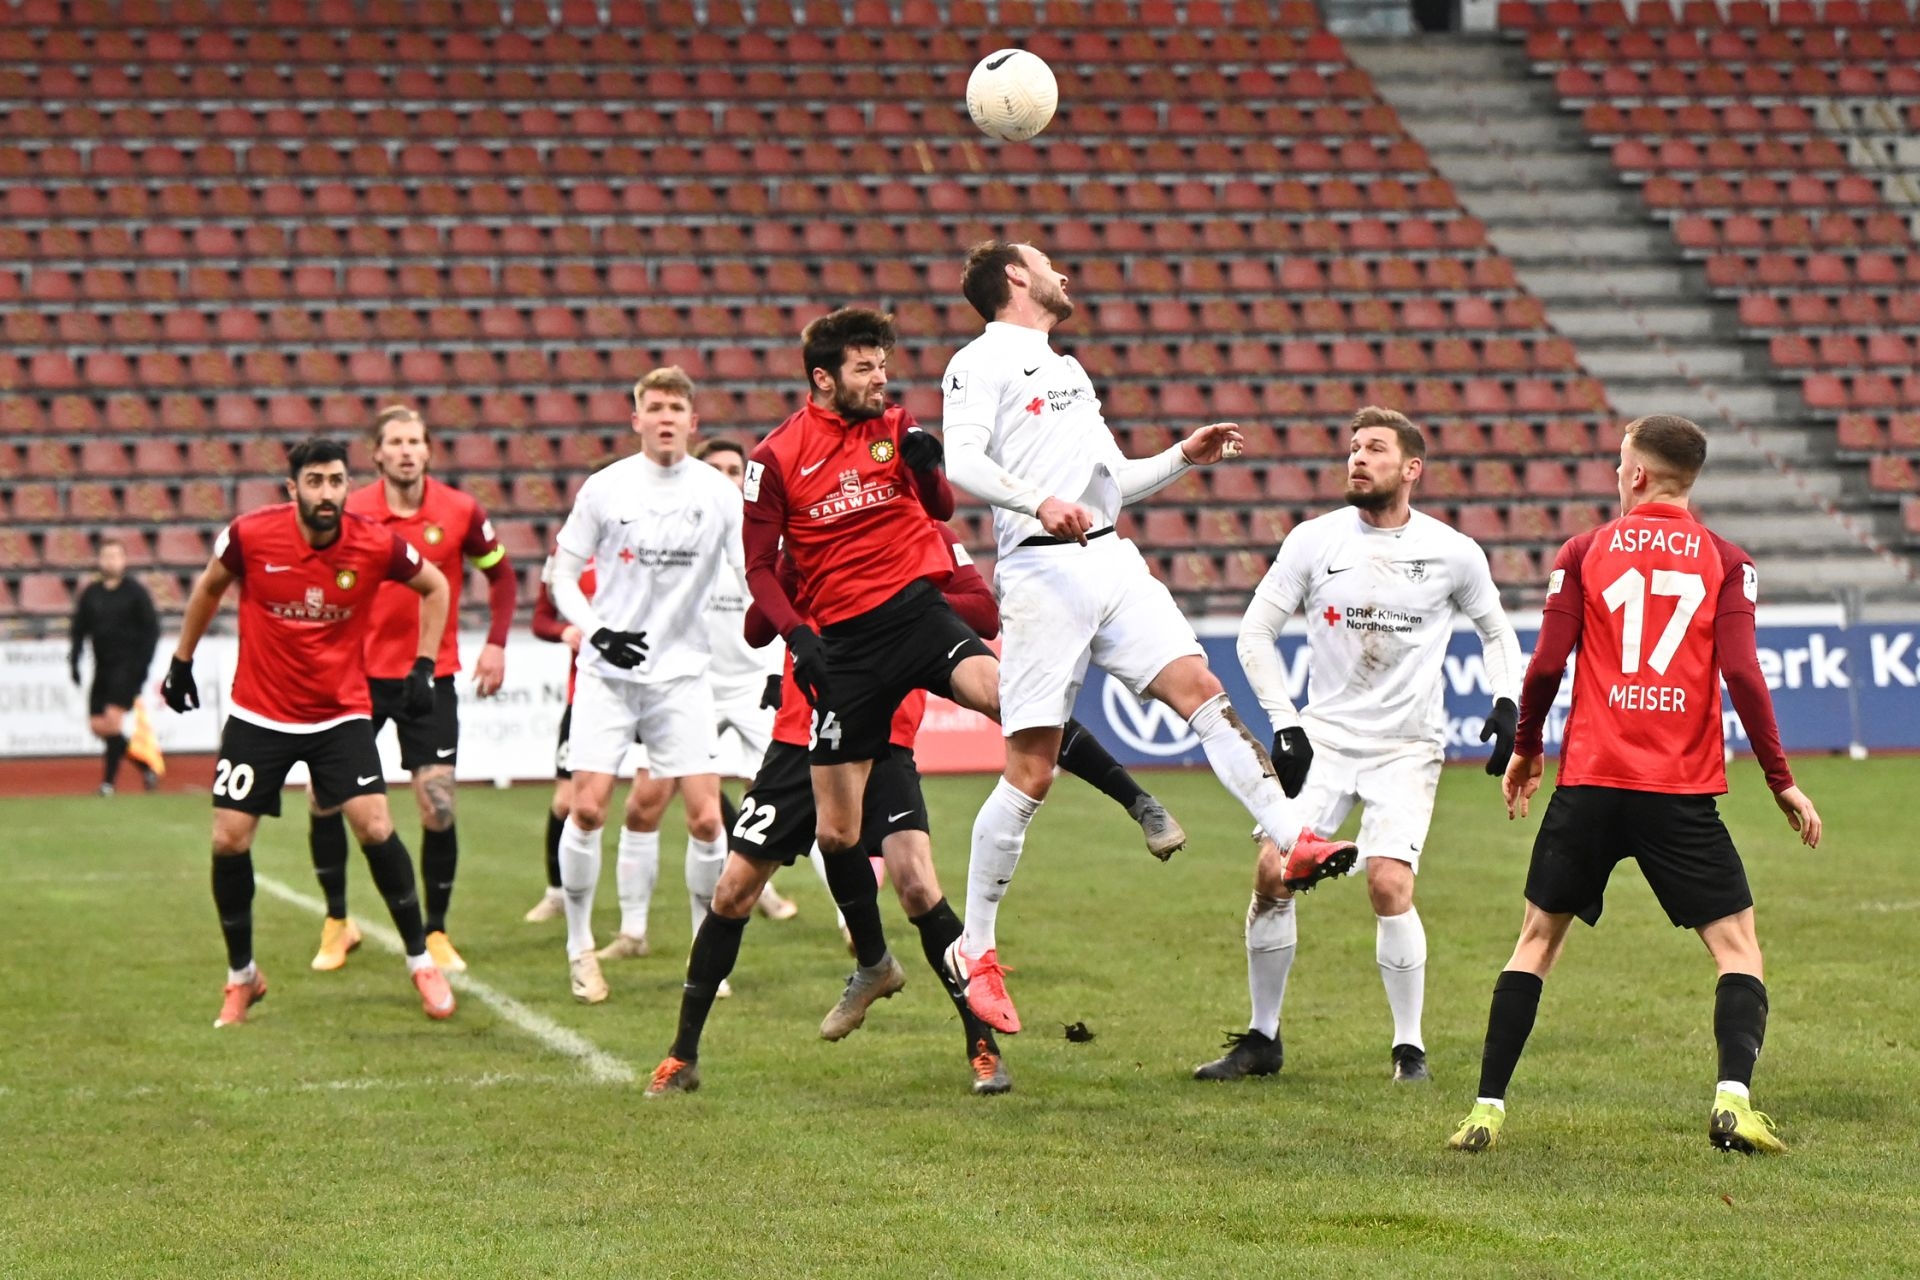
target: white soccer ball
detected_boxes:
[966,49,1058,142]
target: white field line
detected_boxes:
[0,1073,580,1104]
[254,874,636,1085]
[1859,900,1920,914]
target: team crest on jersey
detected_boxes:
[1404,559,1427,582]
[306,586,325,611]
[839,469,862,496]
[335,569,357,590]
[869,439,896,464]
[423,523,444,545]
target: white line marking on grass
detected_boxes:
[1860,900,1920,914]
[255,874,636,1085]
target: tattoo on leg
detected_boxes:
[419,770,456,831]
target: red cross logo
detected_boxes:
[618,547,636,564]
[1026,397,1044,415]
[1321,606,1341,627]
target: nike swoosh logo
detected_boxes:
[887,810,915,823]
[435,748,455,758]
[1023,366,1039,376]
[263,564,292,573]
[1326,565,1354,576]
[356,774,378,785]
[946,640,967,659]
[986,51,1016,69]
[800,458,829,476]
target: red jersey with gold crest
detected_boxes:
[347,476,502,679]
[216,505,424,729]
[742,400,956,631]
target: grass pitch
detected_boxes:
[2,756,1916,1278]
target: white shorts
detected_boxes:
[712,685,775,779]
[995,535,1205,736]
[1294,736,1444,874]
[570,670,719,779]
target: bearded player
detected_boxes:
[163,438,456,1027]
[1447,415,1821,1155]
[1199,407,1522,1085]
[306,406,516,976]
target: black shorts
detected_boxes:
[212,716,386,818]
[1525,785,1753,929]
[89,662,143,716]
[728,742,929,866]
[554,705,574,780]
[368,676,459,771]
[811,581,993,764]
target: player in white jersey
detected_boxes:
[937,239,1359,1036]
[1196,407,1523,1084]
[596,436,805,968]
[547,367,745,1004]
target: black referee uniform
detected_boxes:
[69,574,159,790]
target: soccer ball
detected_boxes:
[966,49,1058,142]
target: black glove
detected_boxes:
[785,626,829,707]
[589,627,649,670]
[161,656,199,713]
[760,671,783,710]
[70,661,81,687]
[1269,725,1314,798]
[900,428,944,472]
[403,656,436,718]
[1481,697,1518,776]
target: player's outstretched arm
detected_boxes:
[164,554,237,713]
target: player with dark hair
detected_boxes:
[69,537,160,795]
[938,239,1353,1036]
[306,405,516,976]
[1447,414,1821,1155]
[164,438,457,1027]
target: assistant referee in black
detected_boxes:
[69,539,160,794]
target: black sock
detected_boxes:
[309,811,349,918]
[361,833,428,956]
[1476,969,1545,1101]
[822,849,888,969]
[1713,972,1769,1089]
[909,898,999,1058]
[1056,717,1148,812]
[211,852,255,972]
[671,911,750,1062]
[421,825,458,934]
[103,733,129,786]
[719,789,739,835]
[545,810,565,889]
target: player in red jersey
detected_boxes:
[739,307,1002,879]
[162,439,458,1028]
[1447,416,1821,1156]
[306,406,516,977]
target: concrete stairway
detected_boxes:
[1346,34,1917,603]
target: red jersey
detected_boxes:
[742,400,956,631]
[216,505,424,729]
[532,556,596,705]
[1537,503,1758,794]
[348,476,505,679]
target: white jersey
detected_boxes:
[1243,507,1517,752]
[942,321,1184,561]
[704,557,782,700]
[554,451,743,686]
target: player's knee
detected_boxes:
[893,867,941,917]
[711,866,762,918]
[211,832,250,857]
[1003,755,1055,800]
[686,809,723,843]
[815,820,861,857]
[348,813,394,846]
[570,797,608,832]
[1366,859,1414,914]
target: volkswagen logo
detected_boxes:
[1100,675,1201,757]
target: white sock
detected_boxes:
[961,776,1042,955]
[1246,893,1297,1040]
[1476,1096,1506,1111]
[804,844,847,929]
[559,817,602,959]
[1376,906,1427,1050]
[1189,694,1299,851]
[406,950,435,974]
[227,963,256,985]
[1716,1080,1750,1101]
[615,828,660,939]
[685,832,727,936]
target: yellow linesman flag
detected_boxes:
[126,697,166,778]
